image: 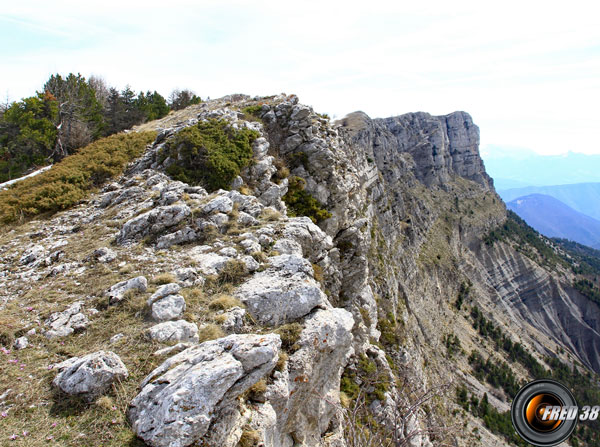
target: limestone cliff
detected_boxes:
[1,93,599,447]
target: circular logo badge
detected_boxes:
[511,379,578,446]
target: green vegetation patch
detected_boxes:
[282,176,331,224]
[164,119,259,191]
[470,304,600,446]
[0,131,156,223]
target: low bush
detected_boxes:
[164,119,259,191]
[282,176,331,224]
[0,131,156,222]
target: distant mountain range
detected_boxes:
[482,146,600,189]
[498,183,600,221]
[507,194,600,249]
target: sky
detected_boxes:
[1,0,599,156]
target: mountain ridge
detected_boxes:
[2,94,600,447]
[500,182,600,221]
[507,193,600,249]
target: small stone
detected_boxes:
[92,247,117,263]
[241,255,259,272]
[14,337,28,350]
[221,307,246,333]
[110,333,125,344]
[106,276,148,305]
[240,239,261,254]
[19,245,45,265]
[218,247,238,257]
[44,302,90,339]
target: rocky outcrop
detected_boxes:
[44,301,90,339]
[117,204,191,243]
[128,334,281,447]
[6,93,600,447]
[235,254,329,326]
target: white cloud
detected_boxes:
[1,0,599,155]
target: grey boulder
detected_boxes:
[151,294,186,322]
[117,204,191,243]
[52,351,128,402]
[147,320,199,343]
[106,276,148,305]
[235,254,329,325]
[128,334,280,447]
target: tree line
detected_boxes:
[0,73,201,182]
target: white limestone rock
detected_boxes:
[147,283,181,306]
[52,351,128,402]
[117,204,191,243]
[14,336,28,350]
[106,276,148,305]
[203,196,233,214]
[235,254,329,326]
[156,226,198,249]
[92,247,117,263]
[220,307,246,333]
[19,244,46,266]
[128,334,281,447]
[147,320,199,343]
[44,301,90,339]
[151,294,186,322]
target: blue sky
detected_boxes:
[1,0,599,156]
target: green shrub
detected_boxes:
[164,119,258,191]
[0,131,156,222]
[282,176,331,224]
[241,105,264,118]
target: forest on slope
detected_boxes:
[0,73,201,183]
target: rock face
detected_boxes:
[52,351,128,402]
[267,308,355,446]
[128,334,281,447]
[339,110,492,189]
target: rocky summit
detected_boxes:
[1,93,600,446]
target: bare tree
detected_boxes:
[340,379,458,447]
[88,75,110,108]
